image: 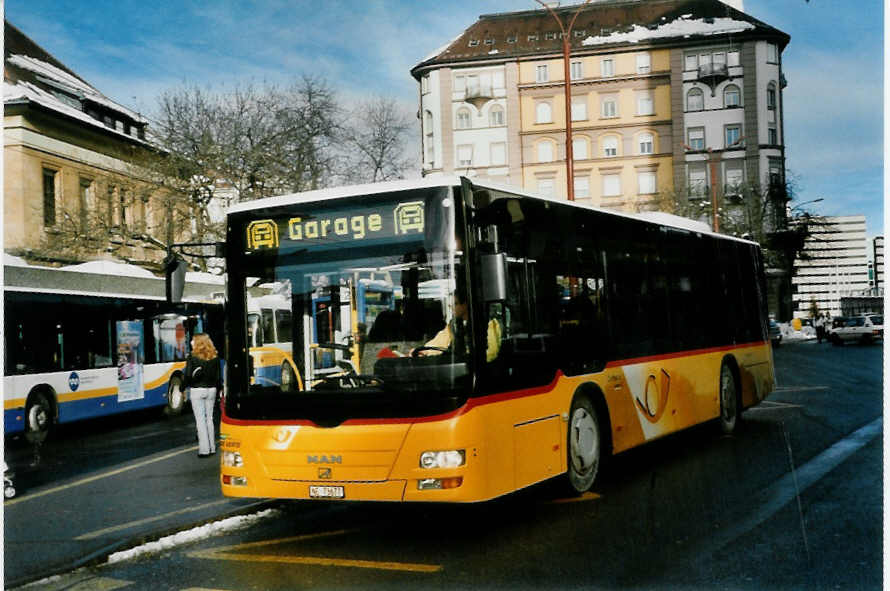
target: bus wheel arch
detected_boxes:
[718,356,742,434]
[564,385,611,495]
[25,386,56,442]
[165,372,187,416]
[280,359,302,392]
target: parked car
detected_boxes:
[768,319,782,347]
[830,314,883,345]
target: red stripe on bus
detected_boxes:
[604,340,767,369]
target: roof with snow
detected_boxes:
[412,0,788,77]
[4,20,148,143]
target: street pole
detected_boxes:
[536,0,591,201]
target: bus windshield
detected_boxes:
[227,187,470,424]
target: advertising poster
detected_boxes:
[116,320,145,402]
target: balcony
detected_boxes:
[697,63,729,95]
[464,86,494,109]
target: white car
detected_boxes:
[830,314,883,345]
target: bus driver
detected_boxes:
[415,290,502,362]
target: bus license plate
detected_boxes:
[309,485,344,499]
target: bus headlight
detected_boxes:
[419,450,465,469]
[223,451,243,468]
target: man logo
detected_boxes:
[318,467,332,479]
[307,455,342,464]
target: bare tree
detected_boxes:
[342,96,413,183]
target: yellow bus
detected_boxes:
[219,177,774,502]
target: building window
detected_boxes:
[687,127,705,151]
[421,75,429,93]
[42,169,57,227]
[468,39,480,47]
[537,141,554,163]
[489,105,505,127]
[574,176,590,199]
[601,96,617,118]
[424,111,434,166]
[457,145,473,167]
[490,142,506,166]
[636,91,654,115]
[686,87,704,111]
[728,50,740,67]
[570,60,583,80]
[536,64,549,83]
[527,33,539,42]
[79,178,93,230]
[602,136,618,157]
[572,137,588,160]
[724,161,744,195]
[544,32,557,40]
[571,99,587,121]
[484,38,495,46]
[767,83,777,109]
[454,76,466,92]
[685,54,698,71]
[456,108,471,129]
[768,126,778,145]
[767,43,778,63]
[636,53,651,74]
[117,187,129,230]
[638,171,657,195]
[688,164,708,198]
[506,35,517,43]
[638,132,654,155]
[603,174,621,197]
[724,84,741,107]
[536,101,552,123]
[725,125,742,148]
[493,71,505,89]
[538,177,555,196]
[601,58,614,77]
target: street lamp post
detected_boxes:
[536,0,591,201]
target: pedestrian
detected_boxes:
[184,333,220,458]
[815,312,826,344]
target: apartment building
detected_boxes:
[412,0,790,213]
[3,20,168,268]
[791,215,870,318]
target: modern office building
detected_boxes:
[791,215,870,318]
[411,0,790,213]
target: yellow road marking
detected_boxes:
[188,529,442,573]
[76,499,230,540]
[549,491,602,504]
[5,446,198,507]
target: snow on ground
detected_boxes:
[582,15,754,46]
[106,508,279,564]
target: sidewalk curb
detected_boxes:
[7,498,280,589]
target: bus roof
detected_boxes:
[227,176,758,246]
[3,257,225,303]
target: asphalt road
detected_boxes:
[6,339,883,590]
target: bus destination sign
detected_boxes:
[246,201,425,251]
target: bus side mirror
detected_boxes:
[481,253,507,302]
[165,253,187,304]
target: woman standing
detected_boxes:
[184,333,220,458]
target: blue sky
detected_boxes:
[7,0,884,239]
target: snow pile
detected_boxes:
[582,15,754,46]
[107,508,279,564]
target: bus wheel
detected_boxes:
[281,362,297,392]
[165,376,186,416]
[718,361,740,434]
[25,392,52,443]
[565,396,601,495]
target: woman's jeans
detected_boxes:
[190,387,217,455]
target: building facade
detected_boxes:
[872,236,884,290]
[791,215,871,318]
[412,0,790,214]
[4,20,173,269]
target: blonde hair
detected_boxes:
[191,333,218,361]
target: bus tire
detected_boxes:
[25,390,53,443]
[565,395,602,495]
[281,362,297,393]
[165,376,186,416]
[718,360,740,435]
